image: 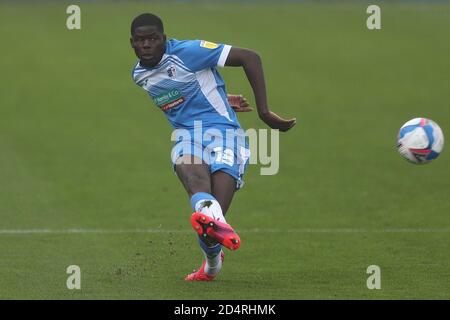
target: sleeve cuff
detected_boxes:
[217,45,232,68]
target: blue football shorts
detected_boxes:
[170,127,251,190]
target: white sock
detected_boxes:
[204,249,223,276]
[194,199,227,224]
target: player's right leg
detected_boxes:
[174,154,211,198]
[174,155,239,281]
[175,155,241,250]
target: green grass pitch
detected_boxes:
[0,1,449,299]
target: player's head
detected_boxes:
[130,13,166,67]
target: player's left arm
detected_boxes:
[225,47,296,132]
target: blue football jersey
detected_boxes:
[132,39,242,130]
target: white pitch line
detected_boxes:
[0,228,190,235]
[0,228,450,235]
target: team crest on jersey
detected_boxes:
[200,40,218,49]
[167,65,176,78]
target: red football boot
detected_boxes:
[190,212,241,251]
[185,251,225,281]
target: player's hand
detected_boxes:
[259,110,297,132]
[227,94,253,112]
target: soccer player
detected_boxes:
[130,13,296,281]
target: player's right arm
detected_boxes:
[225,47,296,132]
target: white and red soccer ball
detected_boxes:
[397,117,444,164]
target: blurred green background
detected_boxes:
[0,1,449,299]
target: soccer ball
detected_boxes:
[397,117,444,164]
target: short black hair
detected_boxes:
[131,13,164,35]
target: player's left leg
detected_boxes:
[197,132,249,252]
[211,170,237,215]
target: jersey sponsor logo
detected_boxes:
[200,40,218,49]
[153,89,185,111]
[161,97,185,111]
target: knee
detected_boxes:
[188,170,210,192]
[175,162,211,196]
